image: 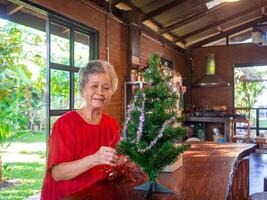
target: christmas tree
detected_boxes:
[117,53,190,196]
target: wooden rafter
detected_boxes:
[6,3,23,15]
[110,0,122,8]
[200,0,208,10]
[159,3,228,34]
[190,16,267,48]
[121,0,181,44]
[141,24,185,54]
[142,0,187,22]
[120,0,144,14]
[20,6,47,20]
[82,0,124,18]
[175,3,267,42]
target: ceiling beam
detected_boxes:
[121,0,183,51]
[126,1,176,33]
[189,16,267,48]
[110,0,122,7]
[142,0,187,22]
[118,0,144,16]
[159,3,228,34]
[175,4,267,42]
[200,0,208,10]
[141,25,185,55]
[6,3,23,16]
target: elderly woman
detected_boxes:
[41,60,126,200]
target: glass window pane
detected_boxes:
[51,22,70,65]
[259,130,267,137]
[50,116,60,130]
[259,109,267,128]
[235,109,256,128]
[74,31,90,68]
[229,28,252,44]
[202,38,226,47]
[74,73,83,109]
[50,69,70,109]
[250,129,257,138]
[235,66,267,108]
[236,128,249,137]
[248,109,257,128]
[206,0,223,9]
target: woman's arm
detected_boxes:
[51,146,119,181]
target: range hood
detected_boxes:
[193,53,230,87]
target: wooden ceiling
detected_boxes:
[1,0,267,50]
[89,0,267,48]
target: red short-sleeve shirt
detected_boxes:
[41,111,120,200]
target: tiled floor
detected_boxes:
[250,153,267,195]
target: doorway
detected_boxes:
[234,64,267,137]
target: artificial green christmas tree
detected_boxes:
[117,53,190,198]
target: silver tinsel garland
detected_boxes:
[121,91,177,153]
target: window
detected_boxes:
[0,1,99,135]
[234,65,267,137]
[202,37,227,47]
[229,28,252,44]
[205,0,224,9]
[47,15,98,131]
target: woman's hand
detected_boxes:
[117,156,138,171]
[92,146,119,166]
[51,146,118,181]
[116,156,144,182]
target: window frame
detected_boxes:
[233,63,267,137]
[46,14,99,135]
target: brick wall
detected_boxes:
[29,0,127,123]
[29,0,186,123]
[140,34,186,77]
[191,44,267,112]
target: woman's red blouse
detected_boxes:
[41,111,120,200]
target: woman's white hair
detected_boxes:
[78,60,118,95]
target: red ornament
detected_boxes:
[104,165,136,182]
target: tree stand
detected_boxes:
[134,180,173,199]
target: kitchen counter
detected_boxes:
[186,116,233,142]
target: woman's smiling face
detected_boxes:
[83,73,113,109]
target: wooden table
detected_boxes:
[64,142,256,200]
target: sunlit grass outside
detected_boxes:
[0,132,46,200]
[260,119,267,127]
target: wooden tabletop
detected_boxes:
[63,142,256,200]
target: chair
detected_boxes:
[232,117,250,143]
[255,137,267,149]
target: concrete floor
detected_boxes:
[250,153,267,195]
